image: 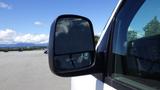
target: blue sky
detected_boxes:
[129,0,160,37]
[0,0,118,44]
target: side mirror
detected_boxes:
[48,15,96,77]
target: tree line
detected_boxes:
[128,16,160,41]
[0,46,47,52]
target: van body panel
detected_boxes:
[71,75,116,90]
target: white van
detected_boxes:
[48,0,160,90]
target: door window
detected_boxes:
[113,0,160,89]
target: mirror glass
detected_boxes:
[54,17,94,71]
[55,17,94,55]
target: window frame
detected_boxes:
[106,0,160,89]
[104,0,148,89]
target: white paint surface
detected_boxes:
[71,75,116,90]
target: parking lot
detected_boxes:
[0,50,70,90]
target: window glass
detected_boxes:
[113,0,160,89]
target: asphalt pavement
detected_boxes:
[0,50,70,90]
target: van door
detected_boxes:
[105,0,160,89]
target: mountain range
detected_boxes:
[0,43,48,48]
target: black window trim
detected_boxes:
[104,0,146,89]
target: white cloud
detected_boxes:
[0,2,12,9]
[34,21,44,26]
[0,29,49,44]
[15,34,49,44]
[0,29,16,44]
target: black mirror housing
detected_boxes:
[48,15,97,77]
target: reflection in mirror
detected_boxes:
[54,52,92,71]
[53,16,95,71]
[55,17,94,55]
